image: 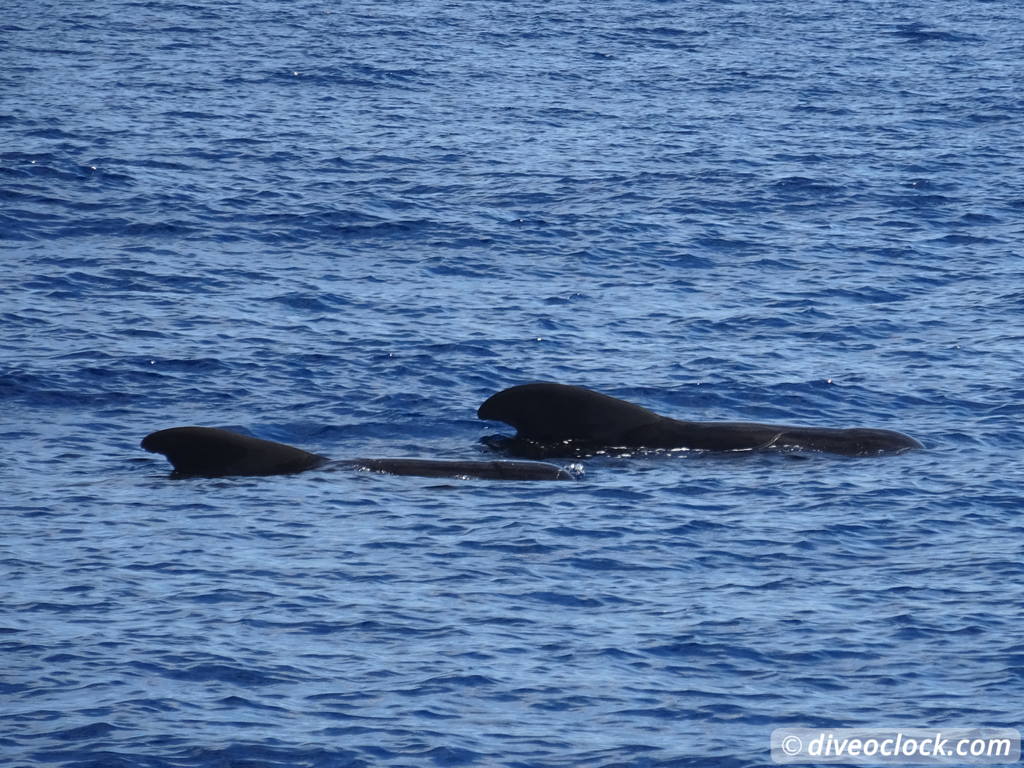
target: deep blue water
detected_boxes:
[3,1,1023,766]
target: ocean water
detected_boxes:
[3,0,1023,766]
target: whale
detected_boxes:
[478,382,922,458]
[142,426,573,480]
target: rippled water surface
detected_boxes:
[3,1,1023,766]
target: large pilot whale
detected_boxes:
[142,426,572,480]
[478,382,922,458]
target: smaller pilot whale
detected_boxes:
[478,382,922,458]
[142,426,573,480]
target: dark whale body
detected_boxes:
[478,382,922,458]
[142,426,572,481]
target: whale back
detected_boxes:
[771,426,923,456]
[142,426,328,477]
[479,382,922,457]
[142,426,574,480]
[345,457,573,481]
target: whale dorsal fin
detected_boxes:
[478,382,663,443]
[142,426,328,477]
